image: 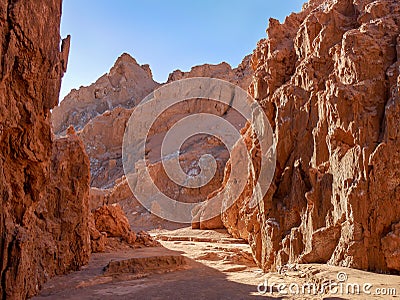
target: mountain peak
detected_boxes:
[114,52,138,66]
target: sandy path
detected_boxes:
[34,228,400,300]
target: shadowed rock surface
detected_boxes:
[0,1,91,298]
[219,0,400,273]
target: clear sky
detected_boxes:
[60,0,305,100]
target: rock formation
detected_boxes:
[167,55,252,90]
[89,177,184,231]
[52,53,160,135]
[51,53,252,232]
[219,0,400,274]
[0,1,91,298]
[79,107,132,188]
[54,54,252,190]
[39,0,400,281]
[89,203,160,252]
[93,204,137,244]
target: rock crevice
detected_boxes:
[0,1,91,298]
[221,0,400,274]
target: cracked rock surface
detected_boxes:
[220,0,400,274]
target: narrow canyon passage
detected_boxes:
[1,0,400,299]
[34,228,400,299]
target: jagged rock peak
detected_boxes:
[167,55,252,89]
[115,52,139,64]
[52,53,160,134]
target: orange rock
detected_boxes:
[93,204,137,244]
[220,0,400,274]
[382,222,400,271]
[58,54,252,200]
[52,53,160,135]
[89,177,182,231]
[0,1,91,298]
[89,213,107,253]
[66,125,76,135]
[90,204,161,251]
[167,55,252,90]
[61,53,253,232]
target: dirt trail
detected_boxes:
[34,228,400,300]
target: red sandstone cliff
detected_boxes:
[0,1,91,298]
[51,0,400,274]
[220,0,400,273]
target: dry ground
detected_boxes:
[34,228,400,300]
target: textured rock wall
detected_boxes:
[0,1,91,298]
[221,0,400,273]
[55,54,252,231]
[79,107,132,188]
[89,203,161,253]
[55,54,252,190]
[52,53,160,135]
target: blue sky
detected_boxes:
[60,0,305,99]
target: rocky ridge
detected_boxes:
[51,53,253,231]
[54,54,252,190]
[52,53,160,135]
[219,0,400,274]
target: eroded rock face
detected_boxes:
[90,203,160,252]
[0,1,91,297]
[167,55,253,90]
[221,0,400,273]
[382,222,400,271]
[79,107,133,188]
[93,204,137,244]
[73,55,252,190]
[52,53,160,134]
[57,54,252,231]
[89,177,184,232]
[46,133,91,269]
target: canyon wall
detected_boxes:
[53,54,251,190]
[0,1,91,298]
[221,0,400,273]
[52,54,252,230]
[46,0,400,276]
